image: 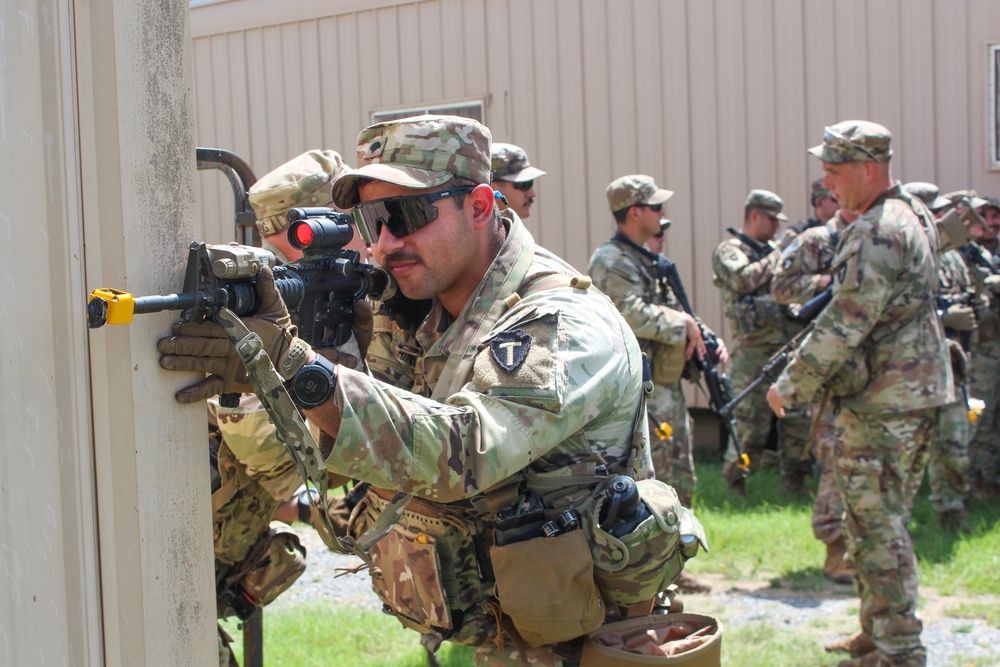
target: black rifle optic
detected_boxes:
[655,255,749,473]
[87,209,393,405]
[718,286,832,418]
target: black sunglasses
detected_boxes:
[640,203,663,212]
[512,180,534,192]
[351,187,475,243]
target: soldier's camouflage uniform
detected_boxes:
[773,183,953,665]
[772,214,847,544]
[925,249,974,516]
[334,212,667,666]
[587,237,697,505]
[712,229,813,482]
[961,242,1000,495]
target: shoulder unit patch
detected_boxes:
[490,329,531,372]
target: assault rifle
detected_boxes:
[718,285,832,418]
[87,208,392,407]
[656,256,749,472]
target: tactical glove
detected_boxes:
[158,265,311,403]
[984,273,1000,295]
[941,303,976,332]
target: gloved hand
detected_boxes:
[941,303,976,332]
[314,300,375,370]
[158,265,311,403]
[984,273,1000,294]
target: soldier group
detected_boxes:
[158,113,1000,667]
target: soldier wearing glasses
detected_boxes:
[491,142,546,219]
[158,116,707,666]
[712,189,813,495]
[767,121,953,667]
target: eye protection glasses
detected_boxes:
[512,180,534,192]
[823,126,879,162]
[640,203,663,212]
[351,187,475,243]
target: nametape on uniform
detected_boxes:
[490,330,531,371]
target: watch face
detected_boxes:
[293,367,333,407]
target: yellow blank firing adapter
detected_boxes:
[87,288,136,328]
[737,453,751,471]
[968,398,985,424]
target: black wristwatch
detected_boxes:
[287,354,337,409]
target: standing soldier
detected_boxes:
[712,189,813,494]
[588,176,721,594]
[959,194,1000,499]
[772,185,853,583]
[903,183,982,530]
[767,121,953,667]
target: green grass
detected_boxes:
[221,603,475,666]
[222,460,1000,665]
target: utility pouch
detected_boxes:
[241,523,306,607]
[490,528,605,647]
[369,523,452,631]
[651,340,686,385]
[734,295,759,334]
[356,487,492,645]
[592,479,707,608]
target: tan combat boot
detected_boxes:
[824,538,854,584]
[825,630,876,657]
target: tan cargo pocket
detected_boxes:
[490,529,604,647]
[240,522,307,607]
[369,524,452,631]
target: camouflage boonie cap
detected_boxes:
[606,175,673,212]
[745,189,788,221]
[943,189,990,210]
[810,177,833,204]
[902,182,952,212]
[491,143,547,182]
[249,150,349,236]
[331,114,492,209]
[808,120,892,164]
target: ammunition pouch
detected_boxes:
[734,294,786,334]
[651,340,686,385]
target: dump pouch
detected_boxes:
[651,340,686,385]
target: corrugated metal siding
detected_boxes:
[191,0,1000,407]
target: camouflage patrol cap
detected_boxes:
[606,175,673,213]
[331,114,492,209]
[491,143,547,182]
[808,120,892,164]
[943,189,989,210]
[902,182,952,212]
[979,195,1000,212]
[249,150,350,236]
[810,178,833,205]
[745,189,788,221]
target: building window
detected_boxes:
[372,100,485,125]
[991,44,1000,170]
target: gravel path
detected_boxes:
[272,526,1000,666]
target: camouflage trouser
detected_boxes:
[811,402,844,544]
[726,344,814,478]
[474,643,579,666]
[833,406,935,662]
[646,380,696,506]
[970,337,1000,488]
[926,398,971,513]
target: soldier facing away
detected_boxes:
[767,120,953,667]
